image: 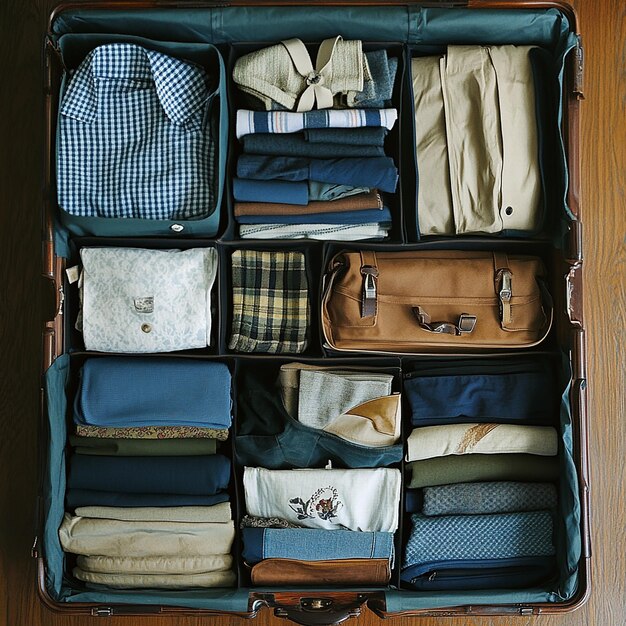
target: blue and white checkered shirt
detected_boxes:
[57,44,215,220]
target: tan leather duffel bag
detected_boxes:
[322,250,552,352]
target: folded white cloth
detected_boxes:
[243,467,401,532]
[239,223,388,240]
[73,568,236,589]
[74,503,232,523]
[406,423,559,462]
[77,247,217,353]
[59,514,235,557]
[77,554,233,575]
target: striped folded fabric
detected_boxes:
[229,250,309,354]
[236,108,398,138]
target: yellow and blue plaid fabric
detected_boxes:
[229,250,309,354]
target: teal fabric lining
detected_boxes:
[52,34,227,249]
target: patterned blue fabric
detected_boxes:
[422,482,558,516]
[403,511,554,570]
[57,44,215,220]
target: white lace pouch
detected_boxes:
[77,247,217,353]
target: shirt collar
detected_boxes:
[60,44,208,126]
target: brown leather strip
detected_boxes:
[250,558,391,586]
[360,250,378,318]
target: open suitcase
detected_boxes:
[37,1,590,622]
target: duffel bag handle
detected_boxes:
[413,307,477,335]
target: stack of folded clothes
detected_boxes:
[241,467,401,585]
[60,357,236,589]
[401,360,560,590]
[231,38,399,240]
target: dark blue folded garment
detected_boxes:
[74,357,232,429]
[67,454,231,495]
[242,528,395,564]
[233,178,309,205]
[401,556,556,591]
[66,490,230,509]
[304,127,388,146]
[236,207,391,226]
[242,133,385,158]
[405,489,422,513]
[236,155,398,193]
[404,361,557,426]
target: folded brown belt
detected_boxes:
[250,558,391,586]
[322,250,552,352]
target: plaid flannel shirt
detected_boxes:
[229,250,309,354]
[57,44,215,220]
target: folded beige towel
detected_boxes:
[74,503,232,523]
[406,423,558,462]
[73,568,236,589]
[59,514,235,557]
[77,554,233,575]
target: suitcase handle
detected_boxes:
[251,592,375,626]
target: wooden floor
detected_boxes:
[1,0,624,624]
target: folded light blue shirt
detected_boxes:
[74,357,232,428]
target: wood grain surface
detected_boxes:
[0,0,624,624]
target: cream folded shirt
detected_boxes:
[73,568,236,589]
[244,467,400,532]
[59,514,235,557]
[406,423,558,462]
[77,554,233,575]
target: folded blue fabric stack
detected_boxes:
[232,107,399,240]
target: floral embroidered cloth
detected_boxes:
[243,466,400,532]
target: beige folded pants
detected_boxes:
[412,45,541,235]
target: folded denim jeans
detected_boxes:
[242,527,394,564]
[236,155,398,193]
[74,357,232,429]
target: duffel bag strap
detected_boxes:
[360,250,378,318]
[493,252,513,327]
[413,307,477,336]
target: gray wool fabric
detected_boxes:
[297,369,393,429]
[422,481,558,516]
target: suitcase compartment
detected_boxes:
[39,2,588,622]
